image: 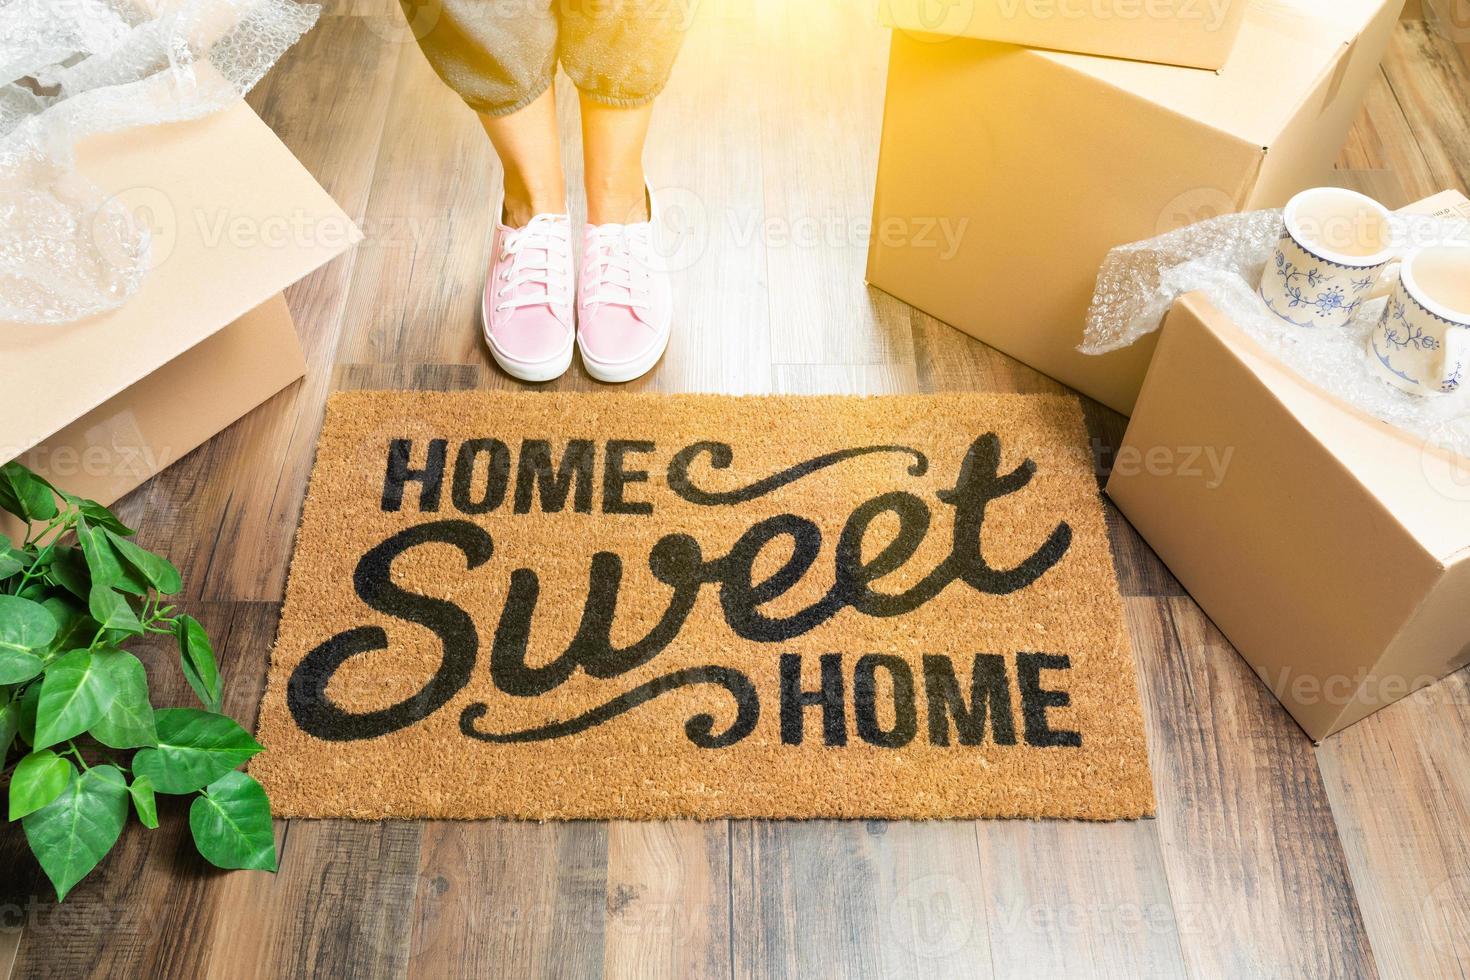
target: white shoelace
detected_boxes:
[585,224,654,314]
[495,213,572,313]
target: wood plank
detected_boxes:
[908,309,1070,397]
[1337,67,1438,205]
[754,0,912,368]
[603,822,731,980]
[1128,597,1378,978]
[973,821,1187,978]
[206,819,422,980]
[642,0,774,394]
[772,363,918,394]
[1382,20,1470,194]
[731,820,992,980]
[1316,670,1470,980]
[331,40,507,368]
[407,822,606,979]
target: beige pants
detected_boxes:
[400,0,690,116]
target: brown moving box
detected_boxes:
[1106,192,1470,741]
[880,0,1248,70]
[0,101,358,539]
[867,0,1404,415]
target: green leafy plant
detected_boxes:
[0,461,275,900]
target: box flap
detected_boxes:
[1178,293,1470,560]
[0,100,360,460]
[1043,0,1395,146]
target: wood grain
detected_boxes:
[3,9,1469,979]
[1127,598,1379,978]
[1316,672,1470,979]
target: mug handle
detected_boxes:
[1439,324,1469,394]
[1366,252,1406,301]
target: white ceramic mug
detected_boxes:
[1367,245,1470,397]
[1259,187,1398,329]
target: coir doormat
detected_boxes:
[251,392,1154,820]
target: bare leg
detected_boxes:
[580,93,655,224]
[478,87,566,227]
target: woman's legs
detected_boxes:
[579,95,654,225]
[479,88,567,227]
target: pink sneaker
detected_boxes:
[577,186,673,383]
[481,195,575,383]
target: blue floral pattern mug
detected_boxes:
[1259,187,1398,330]
[1367,245,1470,397]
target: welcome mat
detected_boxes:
[251,392,1154,820]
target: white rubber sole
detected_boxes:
[578,326,671,384]
[481,296,575,383]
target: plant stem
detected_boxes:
[63,741,91,772]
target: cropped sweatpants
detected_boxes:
[400,0,690,116]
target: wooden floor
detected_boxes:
[5,3,1470,977]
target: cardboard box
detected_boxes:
[1105,192,1470,741]
[867,0,1405,415]
[880,0,1248,70]
[0,101,358,537]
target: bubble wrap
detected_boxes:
[1081,208,1470,459]
[0,0,318,324]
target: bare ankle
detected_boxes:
[586,180,650,225]
[501,180,565,228]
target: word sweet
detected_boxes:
[287,434,1079,750]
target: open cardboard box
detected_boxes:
[868,0,1404,415]
[0,101,359,539]
[1106,191,1470,741]
[879,0,1249,70]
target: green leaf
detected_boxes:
[33,649,116,750]
[9,749,74,820]
[0,699,18,760]
[87,585,142,638]
[0,480,21,520]
[40,597,98,659]
[48,546,91,602]
[175,616,221,711]
[128,775,159,829]
[89,650,156,749]
[17,682,40,746]
[104,530,180,596]
[63,496,133,536]
[132,709,263,794]
[76,521,147,596]
[0,595,57,683]
[189,771,276,871]
[0,650,44,686]
[22,765,128,901]
[1,462,58,522]
[0,544,32,580]
[14,581,48,601]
